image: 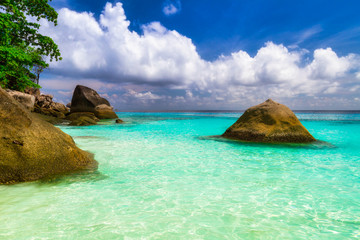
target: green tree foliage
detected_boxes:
[0,0,61,91]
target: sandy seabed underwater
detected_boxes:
[0,112,359,239]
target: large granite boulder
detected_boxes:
[6,90,35,111]
[70,85,118,119]
[0,87,97,184]
[222,99,316,143]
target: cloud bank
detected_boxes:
[40,3,360,110]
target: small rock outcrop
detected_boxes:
[70,85,118,119]
[94,104,118,119]
[222,99,316,143]
[66,112,99,126]
[6,90,35,111]
[0,87,97,184]
[69,117,97,126]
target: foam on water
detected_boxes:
[1,112,359,239]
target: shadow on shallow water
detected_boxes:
[199,135,336,150]
[36,169,108,186]
[72,135,108,140]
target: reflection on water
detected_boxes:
[199,135,337,149]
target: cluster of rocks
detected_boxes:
[7,85,123,126]
[0,84,126,184]
[66,85,121,126]
[34,94,69,119]
[7,88,69,121]
[0,87,97,184]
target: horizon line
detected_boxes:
[114,110,360,113]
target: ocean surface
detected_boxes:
[1,112,360,239]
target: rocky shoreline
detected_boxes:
[0,85,122,184]
[0,87,97,184]
[7,85,123,126]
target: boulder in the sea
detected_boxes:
[222,99,316,143]
[69,116,98,126]
[94,104,118,119]
[66,112,99,122]
[0,87,97,184]
[70,85,118,119]
[6,90,35,111]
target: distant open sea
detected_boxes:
[1,111,359,239]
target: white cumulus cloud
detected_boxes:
[39,2,360,110]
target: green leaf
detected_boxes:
[0,0,61,91]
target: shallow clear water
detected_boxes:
[1,112,360,239]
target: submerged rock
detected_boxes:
[70,85,119,119]
[115,118,124,124]
[0,87,97,184]
[222,99,316,143]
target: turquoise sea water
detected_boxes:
[1,112,360,239]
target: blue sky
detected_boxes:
[52,0,360,59]
[40,0,360,110]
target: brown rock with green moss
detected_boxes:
[222,99,316,143]
[69,116,98,126]
[66,112,99,126]
[94,104,118,119]
[0,87,97,184]
[66,112,99,122]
